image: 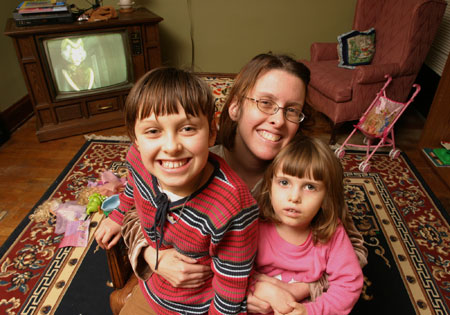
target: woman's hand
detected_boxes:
[144,247,212,288]
[94,217,121,249]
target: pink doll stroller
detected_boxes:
[335,75,421,172]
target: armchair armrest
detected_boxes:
[310,42,338,62]
[353,63,400,84]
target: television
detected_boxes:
[5,8,163,142]
[42,31,133,100]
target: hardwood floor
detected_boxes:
[0,117,126,247]
[0,108,449,247]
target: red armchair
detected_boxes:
[302,0,446,144]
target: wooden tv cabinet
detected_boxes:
[4,8,162,142]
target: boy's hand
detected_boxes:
[144,247,212,288]
[94,217,121,249]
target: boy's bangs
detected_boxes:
[137,87,204,121]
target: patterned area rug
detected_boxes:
[0,140,449,315]
[341,151,450,314]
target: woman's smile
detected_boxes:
[257,129,281,142]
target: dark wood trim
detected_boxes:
[413,64,440,118]
[419,52,450,190]
[0,94,33,134]
[0,121,10,146]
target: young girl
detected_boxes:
[252,135,363,315]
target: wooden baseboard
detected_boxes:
[0,95,33,134]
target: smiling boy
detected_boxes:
[95,67,259,314]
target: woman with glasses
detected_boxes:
[115,53,367,314]
[214,54,309,194]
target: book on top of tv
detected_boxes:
[18,6,69,14]
[17,1,66,9]
[17,1,67,13]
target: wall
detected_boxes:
[1,0,357,112]
[0,2,28,112]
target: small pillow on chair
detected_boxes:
[337,28,375,69]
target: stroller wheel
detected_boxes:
[335,147,345,159]
[359,161,371,172]
[389,149,400,159]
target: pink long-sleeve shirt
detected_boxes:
[256,221,363,315]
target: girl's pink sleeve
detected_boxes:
[305,225,364,315]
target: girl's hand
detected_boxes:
[94,217,122,249]
[254,273,282,285]
[247,291,272,314]
[254,273,310,302]
[144,247,212,288]
[284,302,307,315]
[255,281,295,314]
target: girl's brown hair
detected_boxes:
[124,67,215,141]
[258,135,349,244]
[216,53,311,150]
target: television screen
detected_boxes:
[43,31,132,98]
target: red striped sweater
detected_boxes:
[109,144,259,314]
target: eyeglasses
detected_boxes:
[245,97,305,124]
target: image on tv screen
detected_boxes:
[44,32,129,93]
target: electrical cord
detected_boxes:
[187,0,195,71]
[70,0,103,18]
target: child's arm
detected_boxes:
[97,176,135,249]
[253,279,296,314]
[143,246,213,287]
[304,225,364,315]
[94,217,121,249]
[207,189,259,314]
[254,273,310,301]
[121,208,213,285]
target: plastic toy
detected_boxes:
[100,194,120,217]
[86,193,106,215]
